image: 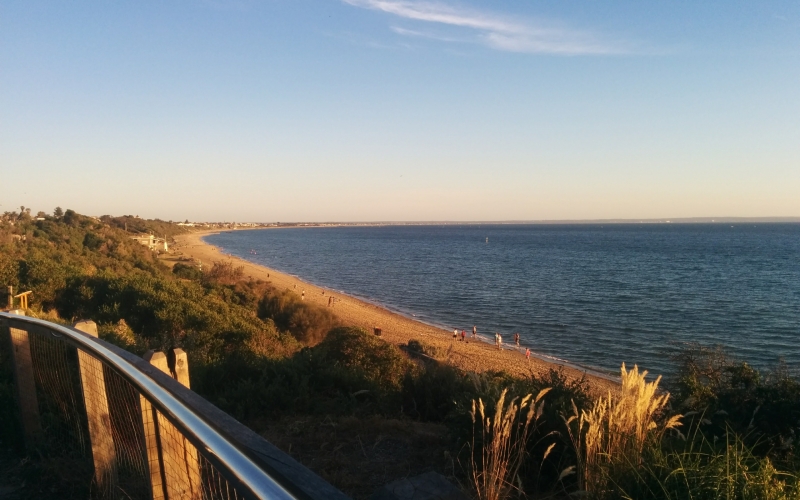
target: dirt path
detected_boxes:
[172,229,618,395]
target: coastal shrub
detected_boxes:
[195,327,414,419]
[671,344,800,463]
[172,262,203,281]
[17,250,83,310]
[0,252,20,291]
[55,272,293,364]
[203,261,244,285]
[101,215,187,239]
[258,289,339,344]
[314,327,412,392]
[407,339,443,359]
[401,363,472,421]
[82,232,104,250]
[97,319,149,356]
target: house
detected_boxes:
[131,234,168,252]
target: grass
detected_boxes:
[469,387,552,500]
[565,363,682,497]
[611,427,800,500]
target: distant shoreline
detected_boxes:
[178,218,800,228]
[172,229,621,394]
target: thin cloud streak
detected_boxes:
[390,26,470,44]
[343,0,627,55]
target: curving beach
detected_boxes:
[172,229,619,394]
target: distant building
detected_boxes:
[130,234,168,252]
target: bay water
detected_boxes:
[205,224,800,376]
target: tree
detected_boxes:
[63,209,76,225]
[54,207,63,218]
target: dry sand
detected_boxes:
[172,229,618,395]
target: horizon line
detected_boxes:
[182,216,800,225]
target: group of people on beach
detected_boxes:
[291,283,338,306]
[452,326,531,361]
[452,325,479,342]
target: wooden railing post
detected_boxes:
[74,320,118,498]
[170,348,190,388]
[144,349,201,499]
[4,320,43,450]
[142,351,168,500]
[169,348,201,496]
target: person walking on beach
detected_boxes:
[525,348,531,362]
[453,328,458,341]
[472,325,477,338]
[301,290,305,300]
[514,333,520,346]
[497,333,502,350]
[494,332,499,347]
[461,330,466,342]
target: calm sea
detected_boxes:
[205,224,800,376]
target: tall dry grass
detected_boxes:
[469,387,552,500]
[565,363,682,496]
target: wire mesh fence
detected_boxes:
[1,318,254,500]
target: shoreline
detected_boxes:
[172,229,619,395]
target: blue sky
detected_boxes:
[2,1,799,221]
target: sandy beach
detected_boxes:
[172,229,618,394]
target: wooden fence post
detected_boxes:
[170,348,201,496]
[74,320,118,498]
[144,350,201,499]
[5,321,42,449]
[170,348,190,388]
[142,351,168,500]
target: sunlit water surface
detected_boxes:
[205,224,800,376]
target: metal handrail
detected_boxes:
[1,312,296,500]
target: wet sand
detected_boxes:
[172,229,618,395]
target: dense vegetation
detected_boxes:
[1,208,799,499]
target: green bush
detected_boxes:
[407,339,443,359]
[316,327,412,392]
[671,345,800,464]
[195,327,413,419]
[82,232,104,250]
[258,289,339,344]
[172,262,203,281]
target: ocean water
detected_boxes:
[205,224,800,376]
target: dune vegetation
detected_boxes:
[1,208,799,499]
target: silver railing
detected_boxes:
[0,312,349,500]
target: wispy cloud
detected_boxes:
[390,26,469,44]
[343,0,627,55]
